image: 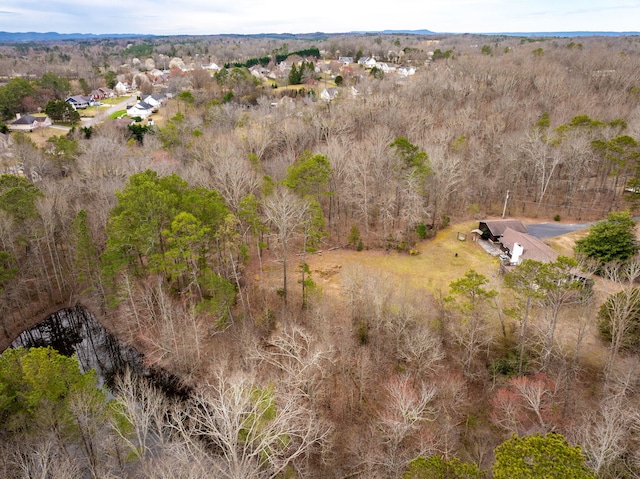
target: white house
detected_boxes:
[114,81,129,96]
[376,62,395,73]
[126,101,153,119]
[141,94,167,108]
[320,88,339,101]
[8,114,52,132]
[358,57,377,68]
[398,66,416,77]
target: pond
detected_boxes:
[11,305,187,397]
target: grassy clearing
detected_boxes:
[79,108,98,118]
[546,229,589,257]
[307,221,501,297]
[102,95,131,105]
[25,127,61,146]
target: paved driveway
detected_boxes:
[526,221,595,239]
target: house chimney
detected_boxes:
[16,113,20,119]
[511,243,524,265]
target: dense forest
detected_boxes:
[1,32,640,478]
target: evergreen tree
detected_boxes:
[575,211,639,267]
[493,433,594,479]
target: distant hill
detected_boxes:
[0,32,148,42]
[0,30,637,43]
[381,29,435,35]
[485,31,640,37]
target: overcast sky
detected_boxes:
[1,0,638,35]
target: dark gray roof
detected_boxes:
[480,219,527,237]
[11,115,37,125]
[66,95,92,103]
[143,94,166,101]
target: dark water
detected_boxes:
[11,305,188,397]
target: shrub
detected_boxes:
[348,225,361,247]
[416,222,428,240]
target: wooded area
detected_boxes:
[1,32,640,478]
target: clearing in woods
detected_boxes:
[267,220,610,369]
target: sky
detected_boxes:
[0,0,638,35]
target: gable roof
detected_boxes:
[66,95,93,103]
[500,228,558,263]
[11,115,38,125]
[133,101,153,110]
[142,94,166,102]
[480,219,527,237]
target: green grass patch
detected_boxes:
[109,110,127,119]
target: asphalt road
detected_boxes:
[526,221,595,239]
[82,95,136,127]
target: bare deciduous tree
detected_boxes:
[263,187,309,304]
[169,372,332,479]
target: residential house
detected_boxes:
[375,62,395,73]
[203,62,220,71]
[478,219,527,242]
[65,95,94,109]
[8,114,52,132]
[114,81,129,96]
[398,66,416,77]
[126,101,153,119]
[498,227,558,266]
[497,227,589,283]
[358,57,377,68]
[249,65,269,79]
[147,69,166,83]
[271,96,295,108]
[141,93,167,108]
[338,57,353,65]
[320,88,339,101]
[90,87,114,100]
[278,54,306,73]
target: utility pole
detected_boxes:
[502,190,510,218]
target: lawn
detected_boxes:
[304,221,501,298]
[109,110,127,119]
[102,95,132,105]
